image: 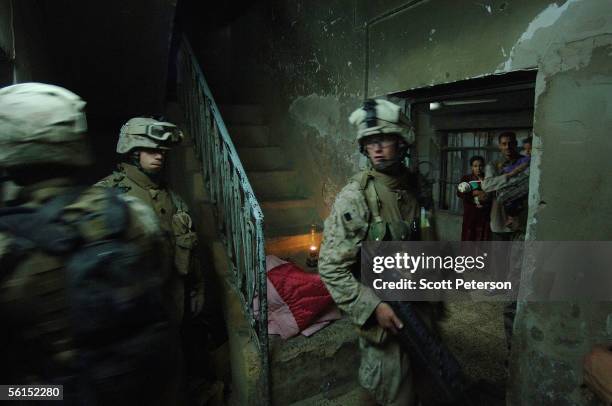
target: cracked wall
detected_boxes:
[262,0,368,218]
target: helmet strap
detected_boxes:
[371,158,406,175]
[129,151,141,168]
[129,149,165,183]
[364,139,409,174]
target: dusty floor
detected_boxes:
[440,301,509,404]
[289,300,509,405]
[262,252,509,405]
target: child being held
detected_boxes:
[498,155,530,227]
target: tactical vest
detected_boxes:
[99,165,197,277]
[355,170,421,242]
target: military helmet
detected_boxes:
[0,82,91,168]
[116,117,183,154]
[349,99,415,147]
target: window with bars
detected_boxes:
[439,131,501,213]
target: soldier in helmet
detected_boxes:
[318,99,439,406]
[0,83,177,404]
[95,117,204,403]
[95,117,203,326]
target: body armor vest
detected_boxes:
[356,170,421,242]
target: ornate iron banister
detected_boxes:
[177,37,269,404]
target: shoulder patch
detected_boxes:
[326,179,370,237]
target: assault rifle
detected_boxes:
[387,301,474,406]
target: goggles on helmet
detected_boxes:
[126,121,183,143]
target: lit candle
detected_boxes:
[307,224,319,267]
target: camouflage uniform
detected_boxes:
[96,117,200,325]
[319,99,435,406]
[0,83,177,404]
[97,162,197,324]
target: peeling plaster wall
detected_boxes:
[262,0,368,217]
[368,0,552,94]
[508,2,612,404]
[286,93,364,213]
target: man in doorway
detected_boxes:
[482,131,529,237]
[482,131,529,354]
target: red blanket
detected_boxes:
[268,263,335,331]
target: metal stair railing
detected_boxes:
[177,37,269,405]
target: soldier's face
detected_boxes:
[364,134,400,166]
[139,148,166,173]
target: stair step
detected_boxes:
[228,125,271,147]
[260,198,320,239]
[269,318,359,405]
[260,198,316,211]
[237,146,287,171]
[219,104,266,125]
[248,170,302,201]
[229,86,270,106]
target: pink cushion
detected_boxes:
[268,263,335,331]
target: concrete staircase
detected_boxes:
[221,104,361,404]
[222,104,322,246]
[171,97,360,404]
